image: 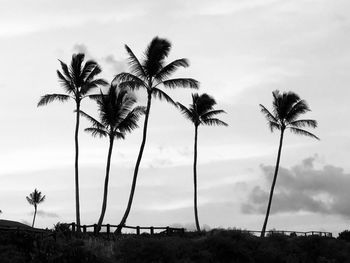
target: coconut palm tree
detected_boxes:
[37,53,108,229]
[80,83,145,231]
[177,93,228,231]
[259,90,319,237]
[26,189,46,228]
[114,36,199,233]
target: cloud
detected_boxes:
[28,210,59,218]
[242,156,350,218]
[103,55,127,73]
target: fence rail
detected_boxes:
[242,230,332,238]
[67,223,185,237]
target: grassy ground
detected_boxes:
[1,228,350,262]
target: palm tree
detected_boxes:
[80,83,145,231]
[259,90,319,237]
[114,36,199,233]
[26,189,46,228]
[177,93,228,232]
[37,53,108,229]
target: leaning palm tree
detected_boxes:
[259,90,319,237]
[177,93,228,232]
[80,83,145,231]
[26,189,46,228]
[114,36,199,233]
[37,54,108,229]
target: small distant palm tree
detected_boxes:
[114,36,199,233]
[259,90,319,237]
[177,93,228,232]
[80,83,145,231]
[26,189,46,228]
[37,53,108,228]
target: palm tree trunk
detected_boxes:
[32,205,37,228]
[75,102,81,231]
[261,129,284,237]
[193,125,201,232]
[97,136,114,231]
[116,93,152,234]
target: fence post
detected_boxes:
[166,227,170,235]
[72,222,76,233]
[181,228,185,234]
[150,227,154,235]
[83,225,86,234]
[94,224,98,235]
[136,226,140,235]
[107,224,110,238]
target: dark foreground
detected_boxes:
[1,229,350,263]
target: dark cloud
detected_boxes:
[28,210,59,218]
[242,156,350,218]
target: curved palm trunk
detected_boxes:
[75,102,81,231]
[261,129,285,237]
[116,94,152,234]
[32,205,37,228]
[193,125,201,232]
[97,136,115,231]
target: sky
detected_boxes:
[0,0,350,235]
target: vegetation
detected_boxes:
[26,189,46,228]
[80,83,145,231]
[259,90,319,237]
[37,54,108,228]
[177,93,228,231]
[114,36,199,233]
[2,229,350,263]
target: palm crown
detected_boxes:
[80,84,145,139]
[177,93,228,127]
[38,53,108,106]
[114,36,199,104]
[259,90,319,139]
[26,189,46,207]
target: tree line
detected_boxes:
[37,36,318,236]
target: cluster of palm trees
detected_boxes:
[37,36,319,235]
[38,37,228,233]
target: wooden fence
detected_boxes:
[67,223,185,237]
[242,230,332,238]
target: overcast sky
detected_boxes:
[0,0,350,234]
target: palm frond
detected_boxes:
[144,37,171,76]
[161,78,199,89]
[288,127,320,140]
[85,127,108,138]
[177,102,194,122]
[79,110,105,129]
[201,109,226,120]
[81,60,99,80]
[57,70,75,94]
[154,58,189,81]
[88,94,103,101]
[285,99,310,122]
[118,107,144,134]
[114,131,125,140]
[152,88,177,107]
[201,118,228,127]
[268,121,281,132]
[259,104,278,123]
[80,78,108,95]
[125,45,146,78]
[37,94,71,107]
[26,196,34,205]
[58,60,71,80]
[289,119,317,129]
[114,73,146,90]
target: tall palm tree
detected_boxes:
[259,90,319,237]
[177,93,228,232]
[26,189,46,228]
[80,84,145,231]
[114,36,199,233]
[37,53,108,229]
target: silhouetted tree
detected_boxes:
[26,189,46,228]
[259,90,319,237]
[114,37,199,233]
[37,54,108,229]
[177,93,228,231]
[80,84,145,231]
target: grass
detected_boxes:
[1,228,350,262]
